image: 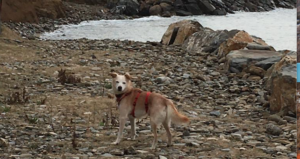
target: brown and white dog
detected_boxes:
[110,72,190,149]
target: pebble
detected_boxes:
[209,111,221,117]
[266,124,282,136]
[159,155,168,159]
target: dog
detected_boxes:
[110,72,190,149]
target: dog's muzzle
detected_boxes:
[118,86,122,91]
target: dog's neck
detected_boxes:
[115,88,134,105]
[115,87,133,98]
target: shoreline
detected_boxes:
[38,8,296,52]
[2,1,296,41]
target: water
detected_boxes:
[41,8,296,51]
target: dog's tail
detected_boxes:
[166,100,190,126]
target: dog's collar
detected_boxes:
[115,91,132,105]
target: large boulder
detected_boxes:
[175,10,193,16]
[183,28,240,54]
[273,0,296,9]
[1,0,65,23]
[149,5,162,15]
[161,20,202,45]
[224,50,283,73]
[160,3,173,12]
[139,1,151,16]
[111,0,139,16]
[217,31,274,59]
[265,51,296,115]
[184,0,203,15]
[197,0,216,14]
[217,31,254,58]
[121,0,140,15]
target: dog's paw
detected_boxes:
[111,141,119,145]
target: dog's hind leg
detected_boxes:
[150,121,158,149]
[129,116,136,140]
[163,121,172,147]
[112,116,127,145]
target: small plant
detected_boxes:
[5,87,29,104]
[99,122,105,126]
[37,96,47,105]
[25,114,39,124]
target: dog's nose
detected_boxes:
[118,86,122,91]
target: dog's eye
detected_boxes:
[116,81,119,83]
[123,82,126,84]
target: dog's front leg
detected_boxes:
[129,116,136,140]
[112,116,127,145]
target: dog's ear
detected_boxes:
[110,72,118,78]
[124,72,132,80]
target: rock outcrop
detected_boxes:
[108,0,295,16]
[162,20,296,116]
[1,0,66,23]
[64,0,105,5]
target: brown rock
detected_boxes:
[145,0,159,5]
[1,0,65,23]
[161,11,172,17]
[160,3,172,12]
[0,138,8,147]
[217,31,253,58]
[149,5,162,15]
[161,20,202,45]
[243,65,266,77]
[139,2,151,16]
[247,75,261,81]
[265,51,296,114]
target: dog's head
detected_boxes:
[110,72,132,94]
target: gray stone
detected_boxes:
[225,50,282,72]
[110,149,124,156]
[209,111,221,117]
[265,123,282,136]
[101,153,114,157]
[255,56,281,70]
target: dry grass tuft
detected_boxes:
[5,87,29,104]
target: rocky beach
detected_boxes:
[0,0,297,158]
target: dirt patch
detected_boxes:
[0,25,22,40]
